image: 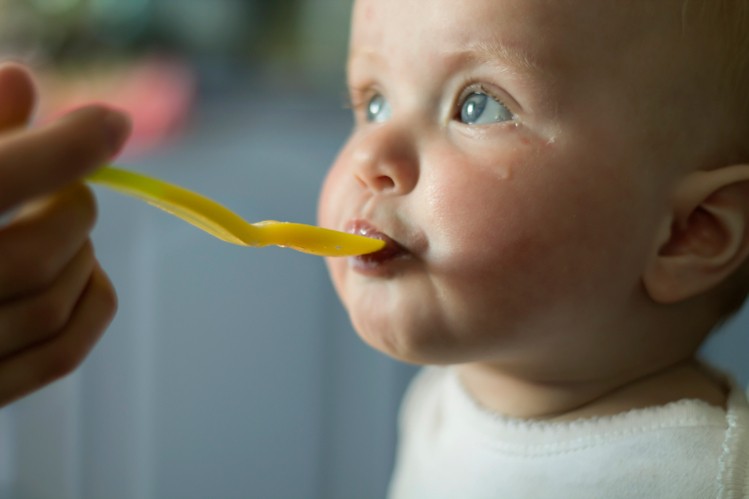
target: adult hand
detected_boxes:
[0,63,131,406]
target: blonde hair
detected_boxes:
[681,0,749,322]
[682,0,749,129]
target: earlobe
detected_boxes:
[643,165,749,304]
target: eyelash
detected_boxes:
[345,86,379,115]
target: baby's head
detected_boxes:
[318,0,749,382]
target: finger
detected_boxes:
[0,105,131,213]
[0,241,95,358]
[0,184,97,300]
[0,63,36,132]
[0,262,116,407]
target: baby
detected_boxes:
[317,0,749,496]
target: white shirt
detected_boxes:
[388,367,749,499]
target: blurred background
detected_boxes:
[0,1,746,498]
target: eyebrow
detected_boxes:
[451,39,546,75]
[347,39,547,78]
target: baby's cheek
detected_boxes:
[422,162,532,257]
[317,157,348,227]
[423,159,598,304]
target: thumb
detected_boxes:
[0,62,37,133]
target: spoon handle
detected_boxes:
[87,166,258,245]
[86,166,385,257]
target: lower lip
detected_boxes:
[349,245,409,275]
[349,256,404,277]
[351,248,405,270]
[343,220,412,275]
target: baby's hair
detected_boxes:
[682,0,749,124]
[680,0,749,325]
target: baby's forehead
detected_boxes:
[350,0,736,96]
[352,0,695,81]
[352,0,687,55]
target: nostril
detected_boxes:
[355,172,396,192]
[374,175,396,191]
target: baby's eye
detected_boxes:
[366,93,392,123]
[459,91,513,125]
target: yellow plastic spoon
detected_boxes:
[86,166,385,257]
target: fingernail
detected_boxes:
[103,109,132,155]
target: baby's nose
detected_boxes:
[352,125,419,195]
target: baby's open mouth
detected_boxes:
[346,220,409,264]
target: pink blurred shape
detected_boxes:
[40,56,196,158]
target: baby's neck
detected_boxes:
[456,358,727,421]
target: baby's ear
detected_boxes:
[643,165,749,304]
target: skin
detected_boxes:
[0,64,130,407]
[318,0,732,419]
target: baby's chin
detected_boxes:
[349,313,471,366]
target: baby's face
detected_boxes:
[319,0,698,366]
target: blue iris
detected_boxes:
[460,92,513,125]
